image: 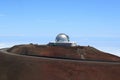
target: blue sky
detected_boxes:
[0,0,120,56]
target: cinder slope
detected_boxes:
[7,44,120,61]
[0,51,120,80]
[0,44,120,80]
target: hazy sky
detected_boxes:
[0,0,120,56]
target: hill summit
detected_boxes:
[0,33,120,80]
[0,44,120,80]
[7,44,120,62]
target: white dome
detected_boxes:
[55,33,69,43]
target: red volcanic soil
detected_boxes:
[0,44,120,80]
[7,44,120,61]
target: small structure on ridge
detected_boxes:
[48,33,77,46]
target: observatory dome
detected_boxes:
[48,33,77,46]
[55,33,69,43]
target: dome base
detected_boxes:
[48,42,77,47]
